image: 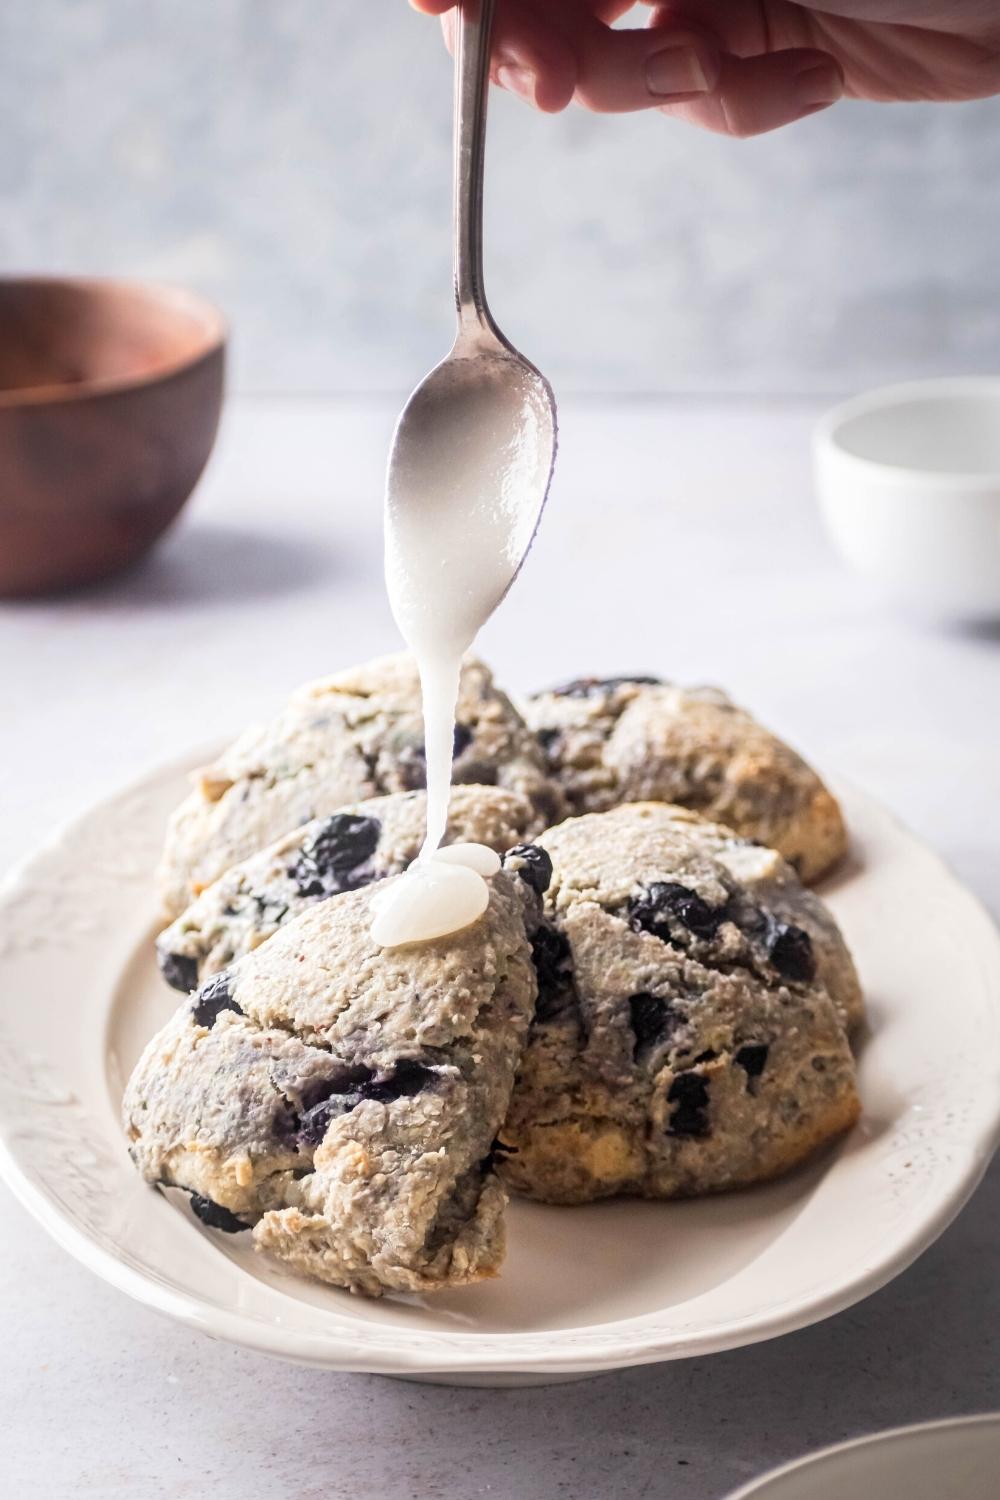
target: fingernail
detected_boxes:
[645,45,709,98]
[497,63,536,104]
[794,62,842,109]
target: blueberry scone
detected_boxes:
[159,654,563,917]
[157,785,537,994]
[500,803,861,1206]
[125,861,541,1296]
[527,677,846,884]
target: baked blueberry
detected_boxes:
[191,970,243,1028]
[628,993,682,1060]
[548,675,663,699]
[479,1137,517,1174]
[297,1094,360,1147]
[287,1066,374,1145]
[628,881,726,945]
[766,922,817,984]
[160,951,200,994]
[363,1060,436,1104]
[452,722,474,759]
[529,923,572,992]
[188,1193,248,1233]
[735,1043,769,1079]
[289,813,381,898]
[293,1062,438,1146]
[505,843,554,896]
[666,1072,711,1138]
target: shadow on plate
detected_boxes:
[200,1147,852,1335]
[814,847,866,899]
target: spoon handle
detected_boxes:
[453,0,496,335]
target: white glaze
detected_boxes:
[369,858,490,949]
[434,843,502,878]
[375,358,551,948]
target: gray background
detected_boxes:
[1,0,998,396]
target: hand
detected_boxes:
[409,1,1000,137]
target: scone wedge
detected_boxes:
[527,676,847,883]
[125,862,540,1296]
[501,803,862,1205]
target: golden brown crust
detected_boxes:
[527,680,849,885]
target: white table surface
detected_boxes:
[2,395,999,1498]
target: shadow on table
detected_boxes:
[951,618,1000,644]
[906,612,1000,646]
[6,520,340,613]
[103,521,340,609]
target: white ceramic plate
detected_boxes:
[727,1413,1000,1499]
[1,758,999,1386]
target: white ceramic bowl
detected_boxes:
[726,1412,1000,1500]
[815,378,1000,619]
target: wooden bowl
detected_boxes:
[0,277,226,596]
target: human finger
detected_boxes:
[440,0,579,111]
[659,46,843,135]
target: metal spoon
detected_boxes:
[384,0,558,640]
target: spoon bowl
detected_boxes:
[386,337,556,651]
[385,0,557,650]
